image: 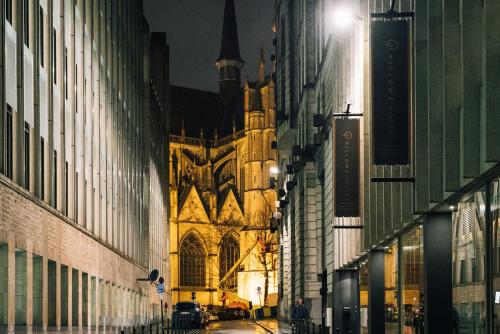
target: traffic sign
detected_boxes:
[157,283,164,294]
[257,286,262,295]
[149,270,159,282]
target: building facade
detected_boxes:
[169,0,278,309]
[0,0,169,332]
[275,0,500,333]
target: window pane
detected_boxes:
[385,241,399,334]
[491,178,500,333]
[219,235,239,290]
[359,261,368,334]
[452,190,486,334]
[180,233,206,287]
[401,226,424,334]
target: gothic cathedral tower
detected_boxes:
[242,49,277,218]
[169,0,277,308]
[216,0,244,104]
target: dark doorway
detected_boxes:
[334,269,359,334]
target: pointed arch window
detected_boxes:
[219,235,240,290]
[180,233,206,287]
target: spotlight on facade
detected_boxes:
[331,6,362,29]
[332,7,354,28]
[273,211,283,221]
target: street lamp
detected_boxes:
[270,166,279,175]
[330,5,363,29]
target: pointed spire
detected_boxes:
[218,0,242,62]
[251,88,263,111]
[259,45,266,84]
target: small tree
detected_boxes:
[249,208,278,305]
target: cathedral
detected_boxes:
[168,0,278,308]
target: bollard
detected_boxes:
[312,323,316,334]
[142,325,145,334]
[150,323,153,334]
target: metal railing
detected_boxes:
[290,320,326,334]
[121,319,202,334]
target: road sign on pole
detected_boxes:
[157,283,164,294]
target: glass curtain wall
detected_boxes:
[401,226,424,334]
[385,241,399,334]
[359,261,368,334]
[452,189,487,334]
[491,178,500,333]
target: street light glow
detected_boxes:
[270,166,280,175]
[332,7,354,28]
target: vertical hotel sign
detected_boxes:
[335,119,360,217]
[371,20,410,165]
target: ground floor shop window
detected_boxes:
[385,241,399,334]
[491,178,500,333]
[401,226,424,334]
[452,189,487,334]
[359,261,368,334]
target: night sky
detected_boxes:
[143,0,275,93]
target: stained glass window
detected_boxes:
[180,233,206,287]
[219,235,239,290]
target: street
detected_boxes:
[203,320,270,333]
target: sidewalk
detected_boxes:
[255,318,293,334]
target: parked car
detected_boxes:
[208,311,219,321]
[172,302,206,329]
[217,307,249,320]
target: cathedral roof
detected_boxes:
[217,184,244,216]
[170,85,244,139]
[218,0,243,62]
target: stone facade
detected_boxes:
[276,0,500,332]
[168,0,278,310]
[169,74,278,308]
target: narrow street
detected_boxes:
[203,320,270,334]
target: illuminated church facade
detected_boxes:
[168,0,278,307]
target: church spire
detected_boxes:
[216,0,244,104]
[218,0,242,62]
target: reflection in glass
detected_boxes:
[385,242,399,334]
[359,261,368,334]
[401,226,424,334]
[491,179,500,333]
[452,190,486,334]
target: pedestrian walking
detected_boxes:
[291,299,309,333]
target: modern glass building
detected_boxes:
[275,0,500,333]
[0,0,169,332]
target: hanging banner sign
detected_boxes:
[335,119,360,217]
[371,20,410,165]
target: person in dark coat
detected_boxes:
[291,299,309,332]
